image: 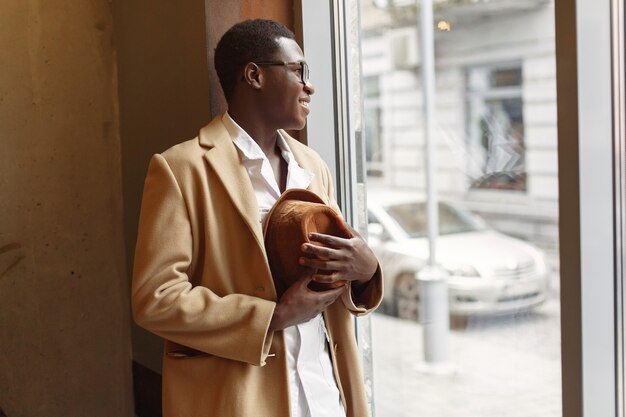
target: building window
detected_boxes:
[466,65,526,191]
[363,76,384,177]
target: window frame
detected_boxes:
[552,0,620,416]
[300,0,376,413]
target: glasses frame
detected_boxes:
[254,61,310,85]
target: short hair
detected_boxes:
[214,19,296,102]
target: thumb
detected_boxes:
[336,217,355,238]
[295,266,316,284]
[320,284,348,301]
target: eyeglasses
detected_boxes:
[255,61,310,85]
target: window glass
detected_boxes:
[357,0,561,415]
[385,202,486,238]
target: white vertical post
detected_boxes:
[415,0,454,374]
[420,0,438,263]
[575,0,618,415]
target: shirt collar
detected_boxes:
[223,112,314,190]
[222,112,265,161]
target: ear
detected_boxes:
[242,62,262,89]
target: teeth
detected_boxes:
[300,101,309,107]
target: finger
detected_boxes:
[312,271,342,283]
[301,243,340,259]
[299,256,343,271]
[292,272,314,287]
[299,265,315,277]
[308,232,350,247]
[318,285,347,302]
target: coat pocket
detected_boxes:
[166,345,210,359]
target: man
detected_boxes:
[132,19,382,417]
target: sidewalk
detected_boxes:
[370,298,562,417]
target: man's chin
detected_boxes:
[284,119,307,132]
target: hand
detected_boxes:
[298,222,378,286]
[269,274,346,331]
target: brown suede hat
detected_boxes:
[262,188,349,297]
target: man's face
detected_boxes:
[259,37,315,131]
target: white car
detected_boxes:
[366,191,549,320]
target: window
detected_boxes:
[364,77,384,177]
[466,65,526,191]
[358,1,561,416]
[299,0,623,415]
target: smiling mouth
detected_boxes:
[299,99,309,108]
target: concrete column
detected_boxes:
[0,1,133,416]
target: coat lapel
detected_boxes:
[200,117,265,253]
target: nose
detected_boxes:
[304,81,315,95]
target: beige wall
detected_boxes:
[0,1,133,416]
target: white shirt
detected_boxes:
[223,113,346,417]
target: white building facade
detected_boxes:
[360,0,559,268]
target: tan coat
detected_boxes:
[132,115,383,417]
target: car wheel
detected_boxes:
[393,272,420,321]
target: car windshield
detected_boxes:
[385,201,486,238]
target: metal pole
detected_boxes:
[420,0,438,262]
[415,0,454,374]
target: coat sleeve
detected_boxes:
[319,162,384,315]
[132,154,276,366]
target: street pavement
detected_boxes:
[370,298,562,417]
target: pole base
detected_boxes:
[415,360,457,376]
